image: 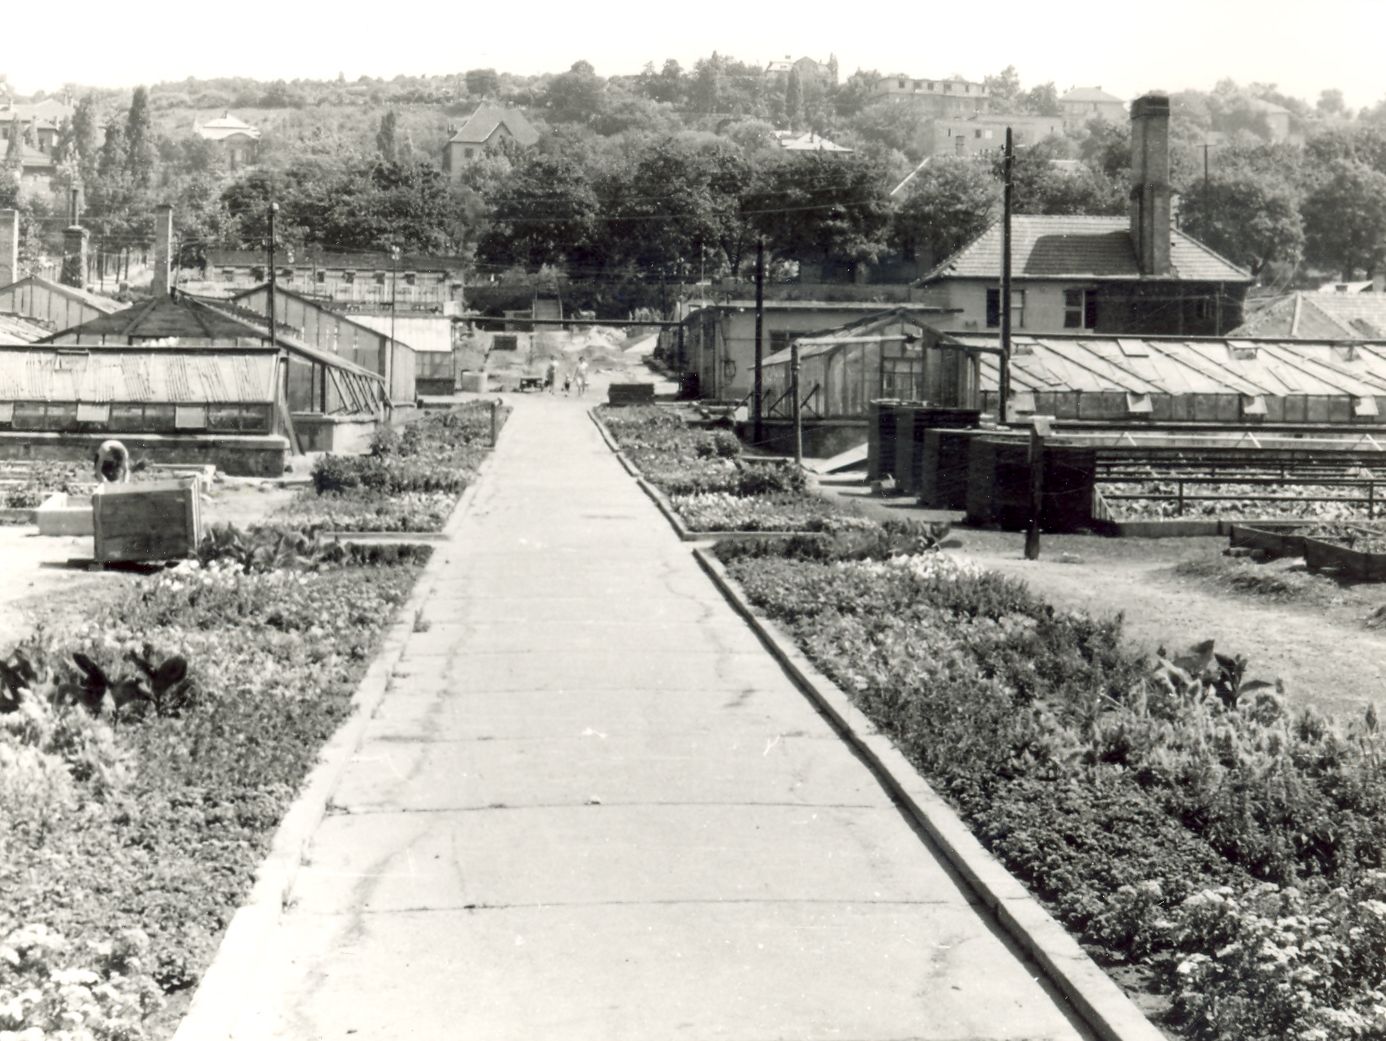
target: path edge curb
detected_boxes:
[170,437,503,1041]
[586,408,842,544]
[692,546,1167,1041]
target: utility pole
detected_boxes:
[1203,143,1210,192]
[1025,415,1049,561]
[267,201,278,353]
[388,244,400,408]
[753,236,765,445]
[791,338,802,466]
[999,127,1013,424]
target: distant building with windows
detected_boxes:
[1059,87,1126,127]
[194,113,261,169]
[764,56,832,84]
[873,74,989,117]
[0,97,72,156]
[931,113,1065,156]
[444,103,539,176]
[194,250,467,313]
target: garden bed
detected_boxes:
[709,524,1386,1041]
[275,401,508,534]
[594,405,863,537]
[0,525,432,1039]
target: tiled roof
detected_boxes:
[1061,87,1123,104]
[921,215,1253,284]
[1231,292,1386,339]
[448,103,539,147]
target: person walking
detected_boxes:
[576,357,589,397]
[545,358,559,394]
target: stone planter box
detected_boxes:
[36,492,94,536]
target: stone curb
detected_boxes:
[171,428,506,1041]
[586,408,834,544]
[692,547,1167,1041]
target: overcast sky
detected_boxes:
[4,0,1381,111]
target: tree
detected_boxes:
[545,60,605,123]
[890,157,998,268]
[1301,159,1386,279]
[1317,89,1349,119]
[124,86,156,189]
[3,117,21,171]
[784,68,803,131]
[478,151,600,268]
[984,65,1023,114]
[376,110,399,161]
[1180,170,1304,276]
[1004,139,1125,215]
[747,152,893,266]
[465,68,500,99]
[1021,83,1061,117]
[69,95,99,185]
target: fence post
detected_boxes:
[1177,479,1184,517]
[491,397,501,447]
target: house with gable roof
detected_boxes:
[444,102,539,177]
[194,112,261,169]
[918,95,1254,337]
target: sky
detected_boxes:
[3,0,1383,111]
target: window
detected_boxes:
[492,334,519,351]
[250,266,264,282]
[315,270,326,284]
[343,270,355,284]
[174,405,208,430]
[1063,288,1098,330]
[76,402,111,425]
[985,288,1026,329]
[405,273,417,286]
[375,271,387,286]
[974,129,982,139]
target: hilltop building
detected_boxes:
[194,113,261,169]
[444,103,539,175]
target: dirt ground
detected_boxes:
[0,479,300,647]
[816,474,1386,719]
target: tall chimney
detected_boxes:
[153,204,174,298]
[61,197,88,290]
[0,209,17,289]
[1129,94,1172,277]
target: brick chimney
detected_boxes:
[153,204,174,298]
[61,187,86,289]
[0,209,17,289]
[1129,93,1172,277]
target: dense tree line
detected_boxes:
[8,63,1386,298]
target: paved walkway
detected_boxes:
[224,395,1092,1041]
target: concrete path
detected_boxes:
[224,394,1093,1041]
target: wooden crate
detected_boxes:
[93,478,201,564]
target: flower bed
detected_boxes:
[0,461,91,515]
[716,530,1386,1041]
[278,401,508,533]
[597,405,859,532]
[0,525,428,1039]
